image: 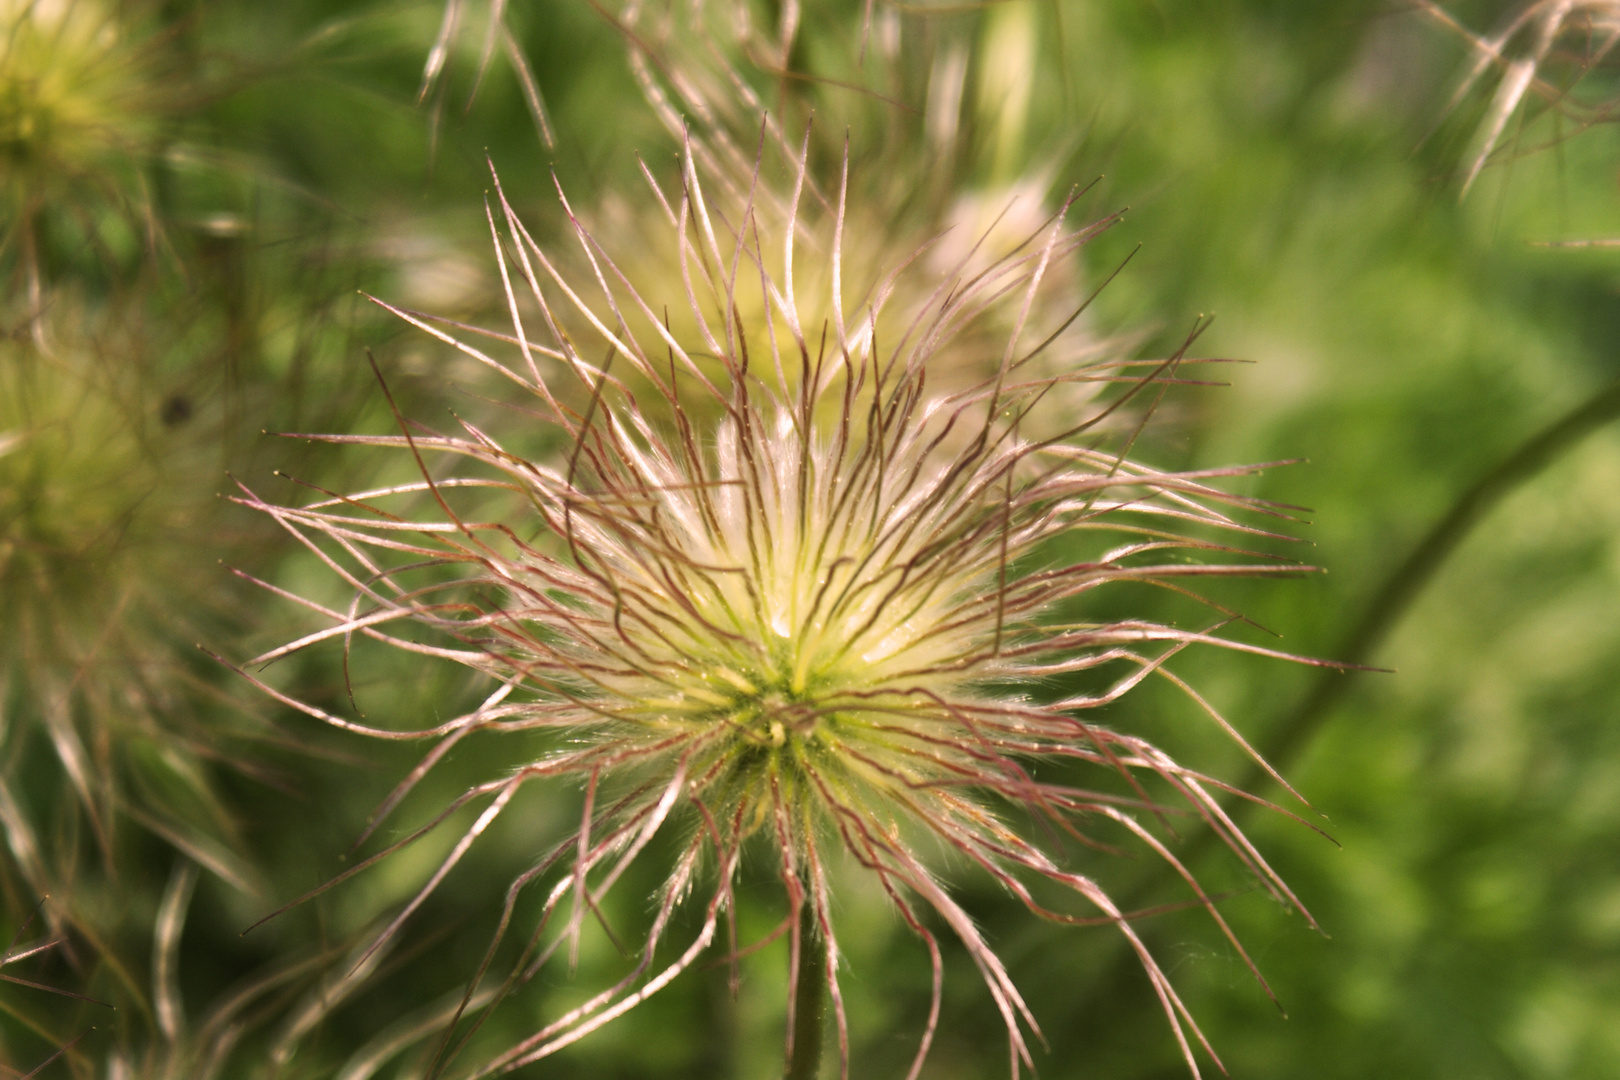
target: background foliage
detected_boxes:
[3,0,1619,1077]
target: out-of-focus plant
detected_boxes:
[0,0,191,333]
[0,307,270,914]
[605,0,1125,426]
[0,905,105,1076]
[1414,0,1620,197]
[0,4,426,1074]
[393,0,557,156]
[428,0,1120,375]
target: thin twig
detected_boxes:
[1083,374,1620,1008]
[1262,375,1620,777]
[785,899,826,1080]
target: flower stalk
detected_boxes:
[785,897,826,1080]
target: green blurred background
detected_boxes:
[4,0,1620,1077]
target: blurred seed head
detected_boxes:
[0,0,168,191]
[1414,0,1620,195]
[0,304,274,944]
[0,299,397,1078]
[976,0,1038,181]
[1,0,189,323]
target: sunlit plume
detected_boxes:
[230,133,1323,1079]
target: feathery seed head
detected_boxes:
[238,138,1316,1079]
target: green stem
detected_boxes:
[1256,375,1620,777]
[786,899,826,1080]
[1072,376,1620,1008]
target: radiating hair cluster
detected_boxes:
[234,137,1316,1079]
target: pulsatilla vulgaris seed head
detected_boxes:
[230,133,1325,1080]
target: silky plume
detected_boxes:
[230,135,1327,1079]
